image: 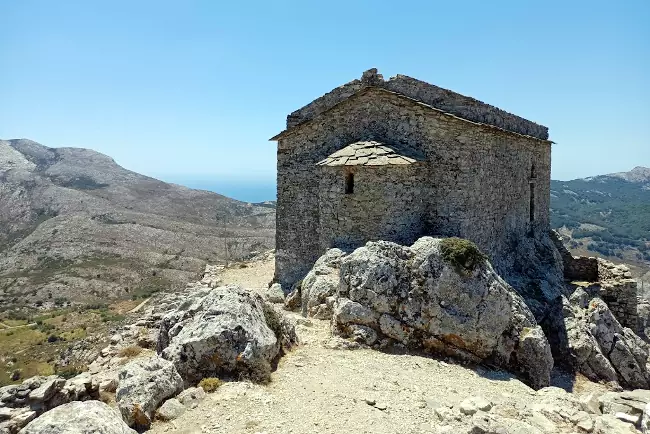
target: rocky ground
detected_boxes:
[4,248,650,434]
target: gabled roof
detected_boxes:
[271,69,551,142]
[316,141,424,167]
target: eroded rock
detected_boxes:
[19,401,136,434]
[116,355,183,429]
[330,237,553,388]
[158,285,297,384]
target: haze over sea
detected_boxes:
[161,175,277,203]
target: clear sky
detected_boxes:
[1,0,648,199]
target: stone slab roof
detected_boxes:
[271,69,550,142]
[316,141,424,167]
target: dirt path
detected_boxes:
[148,259,609,434]
[0,322,37,332]
[129,298,151,314]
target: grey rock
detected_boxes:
[300,248,345,319]
[158,285,297,384]
[615,412,640,425]
[116,355,183,429]
[19,401,136,434]
[331,237,553,388]
[266,283,285,303]
[155,398,185,421]
[642,402,650,433]
[28,377,65,403]
[593,414,637,433]
[459,397,493,415]
[176,387,206,408]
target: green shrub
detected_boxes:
[198,377,223,392]
[440,237,487,274]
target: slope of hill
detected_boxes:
[0,139,276,311]
[550,166,650,273]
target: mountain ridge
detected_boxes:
[0,138,275,310]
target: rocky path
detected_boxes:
[147,259,620,434]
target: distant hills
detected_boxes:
[0,139,275,310]
[550,166,650,268]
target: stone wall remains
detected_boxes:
[285,69,548,140]
[550,231,638,329]
[275,87,551,287]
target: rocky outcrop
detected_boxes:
[330,237,553,389]
[18,401,136,434]
[563,286,650,389]
[0,374,99,434]
[158,285,297,384]
[288,248,345,320]
[116,355,184,429]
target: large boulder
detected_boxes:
[331,237,553,389]
[158,285,297,384]
[564,288,650,389]
[116,355,184,429]
[298,248,345,319]
[19,401,136,434]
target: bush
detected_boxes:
[55,364,86,379]
[198,377,223,392]
[118,345,143,358]
[440,237,487,274]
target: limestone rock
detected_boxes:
[155,398,185,421]
[642,402,650,433]
[300,248,345,319]
[265,283,285,303]
[176,387,206,408]
[19,401,136,434]
[116,355,183,429]
[331,237,553,388]
[459,396,492,415]
[158,285,297,384]
[593,414,637,433]
[566,294,650,388]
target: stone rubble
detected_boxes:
[0,373,99,434]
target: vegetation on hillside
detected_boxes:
[550,174,650,262]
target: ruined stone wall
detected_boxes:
[285,69,548,140]
[317,164,429,252]
[549,231,638,329]
[275,87,551,287]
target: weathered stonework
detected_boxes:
[551,230,639,329]
[272,69,552,288]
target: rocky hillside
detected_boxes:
[550,166,650,279]
[0,139,275,310]
[4,246,650,434]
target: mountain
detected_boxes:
[550,166,650,270]
[0,139,275,310]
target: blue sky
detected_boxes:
[1,0,648,201]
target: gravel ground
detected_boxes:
[148,258,615,434]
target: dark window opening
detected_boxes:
[529,182,535,222]
[530,163,536,179]
[345,172,354,194]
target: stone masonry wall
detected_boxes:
[285,69,548,140]
[275,87,551,288]
[317,164,429,252]
[550,231,638,329]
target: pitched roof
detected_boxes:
[271,69,551,142]
[316,141,424,167]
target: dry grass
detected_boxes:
[118,345,143,358]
